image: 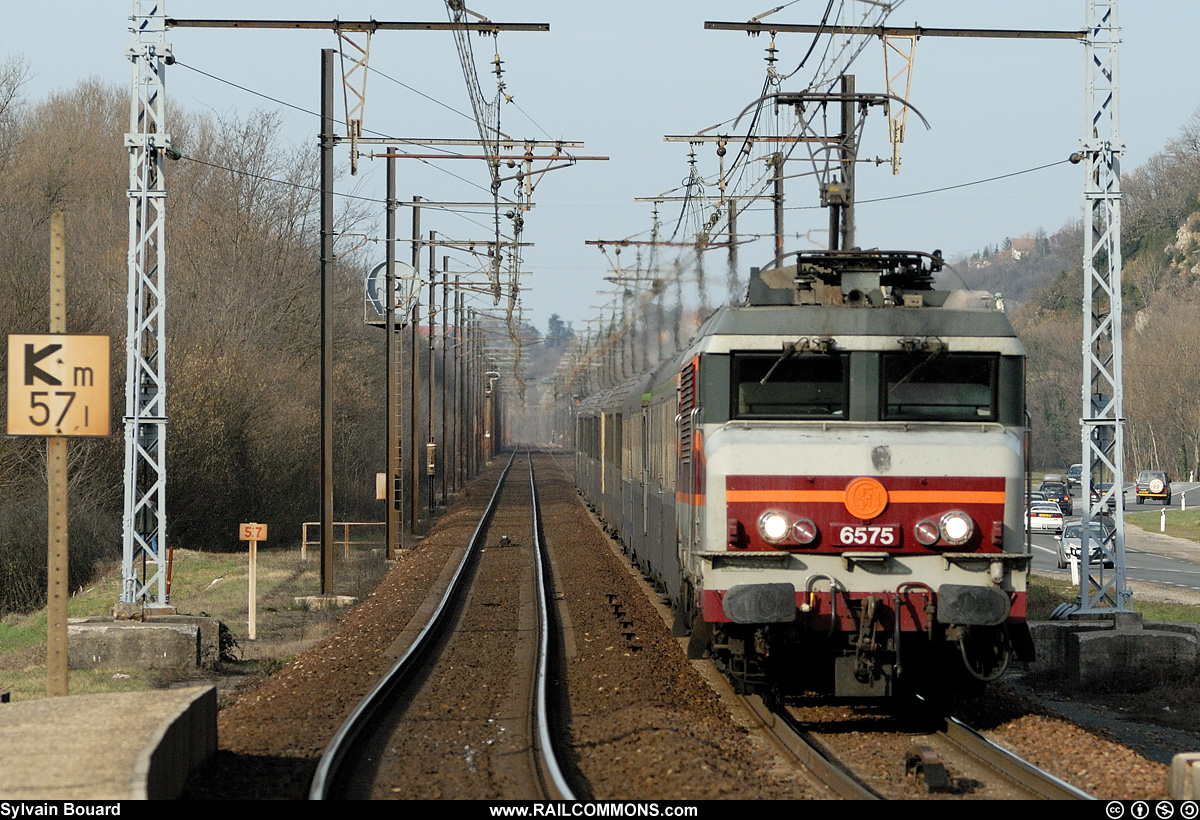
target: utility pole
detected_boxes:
[441,261,450,508]
[385,149,398,559]
[320,49,335,595]
[410,199,421,536]
[773,152,785,256]
[427,233,436,517]
[455,276,462,493]
[838,74,856,250]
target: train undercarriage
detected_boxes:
[698,603,1026,701]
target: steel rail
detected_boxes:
[528,453,577,800]
[765,697,1092,800]
[939,715,1094,801]
[745,696,883,800]
[308,450,518,800]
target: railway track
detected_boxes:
[933,713,1092,800]
[555,444,1101,802]
[746,697,1096,800]
[196,448,1163,800]
[309,450,575,800]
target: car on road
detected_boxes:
[1027,501,1065,533]
[1028,491,1047,503]
[1134,470,1171,505]
[1089,482,1122,511]
[1039,481,1072,516]
[1067,463,1083,489]
[1056,518,1116,569]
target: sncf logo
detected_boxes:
[844,477,889,520]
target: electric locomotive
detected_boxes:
[574,249,1034,698]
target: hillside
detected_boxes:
[950,226,1081,307]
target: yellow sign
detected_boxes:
[239,522,268,542]
[6,335,110,437]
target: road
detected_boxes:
[1028,480,1200,598]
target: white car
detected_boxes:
[1026,501,1064,533]
[1056,519,1115,569]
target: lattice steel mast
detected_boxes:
[121,0,172,608]
[1078,0,1129,612]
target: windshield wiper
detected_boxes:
[759,337,834,384]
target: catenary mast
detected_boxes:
[121,1,172,608]
[1078,0,1129,612]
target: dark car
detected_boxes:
[1067,463,1083,489]
[1134,470,1171,505]
[1089,482,1122,511]
[1039,481,1072,516]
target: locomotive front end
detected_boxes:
[680,252,1033,698]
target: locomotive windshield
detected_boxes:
[733,353,847,418]
[883,353,998,421]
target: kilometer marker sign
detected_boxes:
[6,334,110,436]
[240,523,267,641]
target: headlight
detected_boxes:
[939,510,975,546]
[914,520,940,546]
[791,518,818,546]
[758,510,791,544]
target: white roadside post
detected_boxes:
[1161,508,1167,533]
[240,523,268,640]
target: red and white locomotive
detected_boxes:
[574,250,1034,698]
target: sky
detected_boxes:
[4,1,1198,333]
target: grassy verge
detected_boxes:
[1126,507,1200,541]
[0,545,386,702]
[1028,572,1200,624]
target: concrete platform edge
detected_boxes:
[130,686,217,799]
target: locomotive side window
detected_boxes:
[883,353,998,421]
[732,353,847,419]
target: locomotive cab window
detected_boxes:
[732,353,847,419]
[883,353,998,421]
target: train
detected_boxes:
[573,249,1035,699]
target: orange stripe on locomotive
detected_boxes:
[724,474,1007,553]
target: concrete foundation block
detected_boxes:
[1025,620,1106,678]
[149,615,222,669]
[1144,621,1200,643]
[1027,619,1199,687]
[68,616,221,671]
[1075,629,1198,686]
[294,594,358,611]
